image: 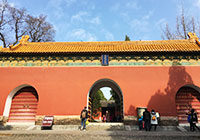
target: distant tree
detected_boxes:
[125,35,130,41]
[161,6,199,40]
[0,0,55,48]
[9,6,26,46]
[109,89,117,100]
[109,89,121,105]
[109,89,120,104]
[25,14,55,42]
[91,90,106,118]
[0,0,12,47]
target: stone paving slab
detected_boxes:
[0,130,200,140]
[0,124,178,131]
[0,124,200,140]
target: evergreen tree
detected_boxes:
[109,89,120,105]
[125,35,130,41]
[91,90,106,118]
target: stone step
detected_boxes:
[0,124,179,131]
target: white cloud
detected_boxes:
[88,17,101,25]
[48,0,65,19]
[47,0,77,19]
[105,31,114,41]
[1,1,19,8]
[67,28,97,41]
[101,29,114,41]
[195,0,200,8]
[156,18,167,28]
[131,19,149,32]
[71,11,101,25]
[71,11,88,22]
[120,12,130,21]
[126,1,140,10]
[128,10,154,33]
[111,1,140,12]
[65,0,77,7]
[9,2,15,7]
[142,11,154,20]
[110,3,120,12]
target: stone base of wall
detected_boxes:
[35,115,80,125]
[0,116,8,125]
[124,116,138,125]
[159,116,178,126]
[0,116,3,125]
[123,116,178,126]
[1,115,178,126]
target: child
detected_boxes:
[138,115,143,130]
[103,115,106,122]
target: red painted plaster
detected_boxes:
[0,66,199,117]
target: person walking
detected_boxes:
[106,110,110,122]
[138,115,143,130]
[150,109,158,131]
[143,108,151,131]
[187,109,200,132]
[80,106,88,131]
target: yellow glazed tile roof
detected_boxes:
[0,33,200,53]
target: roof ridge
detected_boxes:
[1,34,199,53]
[26,39,190,45]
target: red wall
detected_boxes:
[0,66,200,117]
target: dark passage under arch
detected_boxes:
[88,79,124,122]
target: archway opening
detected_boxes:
[5,85,39,124]
[88,79,123,123]
[175,84,200,124]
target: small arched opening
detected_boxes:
[87,79,124,122]
[3,84,39,124]
[175,84,200,124]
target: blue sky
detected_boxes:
[6,0,200,42]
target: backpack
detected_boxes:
[192,113,198,122]
[82,110,86,118]
[152,115,156,120]
[187,114,191,122]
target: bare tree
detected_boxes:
[9,6,26,46]
[25,14,55,42]
[161,6,200,40]
[0,0,11,47]
[161,23,175,40]
[0,0,55,48]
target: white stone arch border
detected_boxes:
[87,78,124,121]
[3,84,38,118]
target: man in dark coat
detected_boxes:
[80,107,88,131]
[143,108,151,131]
[188,109,200,131]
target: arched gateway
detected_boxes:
[87,79,124,122]
[176,85,200,124]
[3,85,38,124]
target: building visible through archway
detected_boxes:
[88,79,123,122]
[7,86,38,123]
[176,85,200,124]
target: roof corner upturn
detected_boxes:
[188,32,199,42]
[9,35,30,50]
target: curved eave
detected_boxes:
[0,50,200,54]
[0,38,200,54]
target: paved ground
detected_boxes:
[0,129,200,140]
